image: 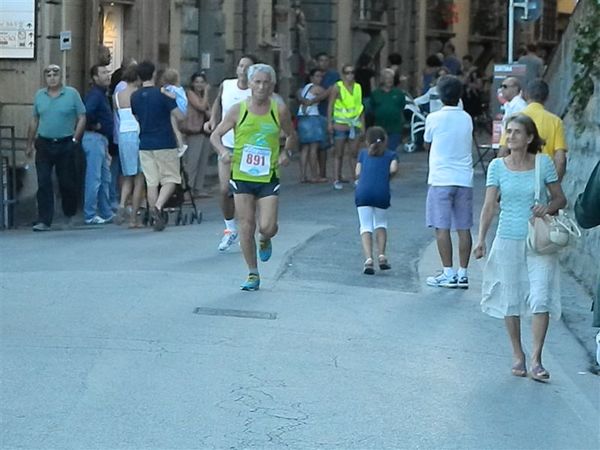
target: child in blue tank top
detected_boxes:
[355,126,399,274]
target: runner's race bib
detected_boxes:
[240,144,271,177]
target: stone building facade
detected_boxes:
[0,0,201,142]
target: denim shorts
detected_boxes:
[118,131,140,176]
[426,185,473,230]
[333,126,361,141]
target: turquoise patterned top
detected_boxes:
[486,154,558,240]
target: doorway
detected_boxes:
[102,3,123,73]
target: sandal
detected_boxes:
[378,255,391,270]
[530,364,550,381]
[363,258,375,275]
[511,361,527,377]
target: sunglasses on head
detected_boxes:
[44,67,60,74]
[344,70,354,75]
[501,84,513,89]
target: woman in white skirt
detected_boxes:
[473,114,566,381]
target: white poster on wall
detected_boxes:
[0,0,36,59]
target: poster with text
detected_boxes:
[0,0,36,59]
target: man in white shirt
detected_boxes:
[501,77,527,125]
[204,55,257,251]
[423,75,474,289]
[497,77,528,157]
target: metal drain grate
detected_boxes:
[193,307,277,320]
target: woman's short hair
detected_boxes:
[505,114,545,154]
[306,68,323,84]
[121,64,139,83]
[247,64,276,84]
[366,126,388,156]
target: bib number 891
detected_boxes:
[246,154,265,166]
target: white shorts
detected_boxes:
[357,206,388,234]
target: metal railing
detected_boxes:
[0,126,18,229]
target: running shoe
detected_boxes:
[259,238,272,262]
[333,180,343,190]
[426,272,458,288]
[218,230,238,251]
[457,276,469,289]
[240,273,260,291]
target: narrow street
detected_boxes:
[1,152,598,449]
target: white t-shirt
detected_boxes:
[502,94,527,126]
[424,105,473,187]
[220,78,251,148]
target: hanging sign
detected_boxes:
[0,0,36,59]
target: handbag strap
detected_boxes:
[534,153,542,203]
[556,212,583,238]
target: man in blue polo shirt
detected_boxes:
[26,64,86,231]
[82,64,114,224]
[131,60,183,231]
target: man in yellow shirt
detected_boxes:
[498,79,567,180]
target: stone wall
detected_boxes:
[560,78,600,295]
[544,1,600,294]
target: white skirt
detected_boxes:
[481,237,561,320]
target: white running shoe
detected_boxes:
[218,230,238,251]
[426,272,458,288]
[85,215,112,225]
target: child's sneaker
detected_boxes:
[426,272,458,288]
[457,276,469,289]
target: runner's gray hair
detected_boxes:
[248,64,277,84]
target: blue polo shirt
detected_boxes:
[84,85,114,141]
[131,86,178,150]
[33,86,86,139]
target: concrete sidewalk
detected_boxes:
[418,234,600,374]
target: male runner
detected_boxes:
[204,55,257,251]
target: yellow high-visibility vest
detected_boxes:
[333,81,363,127]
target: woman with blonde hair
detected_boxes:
[327,63,365,190]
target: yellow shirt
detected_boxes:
[499,102,567,158]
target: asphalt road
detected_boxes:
[1,152,598,449]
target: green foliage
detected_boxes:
[570,0,600,133]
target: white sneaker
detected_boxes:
[333,180,343,190]
[85,215,112,225]
[426,272,458,288]
[218,230,238,251]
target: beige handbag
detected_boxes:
[527,154,581,255]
